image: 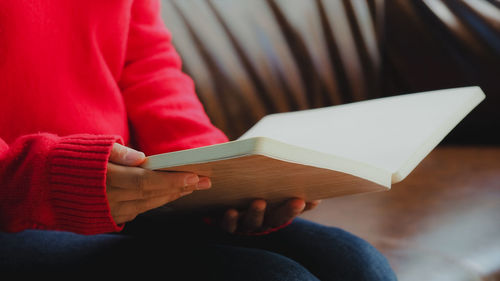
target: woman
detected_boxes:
[0,0,397,279]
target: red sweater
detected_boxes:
[0,0,228,234]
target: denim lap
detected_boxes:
[0,217,396,280]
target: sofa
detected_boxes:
[160,0,500,280]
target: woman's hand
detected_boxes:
[105,143,211,224]
[221,198,321,234]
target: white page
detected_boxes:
[239,87,485,174]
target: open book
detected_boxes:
[142,86,485,212]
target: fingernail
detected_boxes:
[124,148,146,164]
[180,190,193,196]
[196,178,212,190]
[185,175,199,186]
[252,200,266,211]
[298,201,306,211]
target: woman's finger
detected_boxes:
[304,200,322,212]
[221,209,239,234]
[264,198,305,228]
[106,184,197,202]
[106,162,201,192]
[110,191,194,222]
[108,143,146,166]
[239,199,266,232]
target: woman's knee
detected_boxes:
[285,219,397,280]
[318,227,397,280]
[334,231,397,280]
[209,245,320,281]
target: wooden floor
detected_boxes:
[301,146,500,281]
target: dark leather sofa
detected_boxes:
[160,1,500,280]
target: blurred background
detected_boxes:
[160,0,500,280]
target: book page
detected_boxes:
[239,87,485,177]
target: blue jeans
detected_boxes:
[0,216,397,280]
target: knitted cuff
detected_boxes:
[46,134,123,235]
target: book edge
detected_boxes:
[141,138,258,170]
[252,137,392,188]
[143,137,392,189]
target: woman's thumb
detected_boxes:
[109,143,146,166]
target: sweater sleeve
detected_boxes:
[0,134,123,235]
[119,0,228,156]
